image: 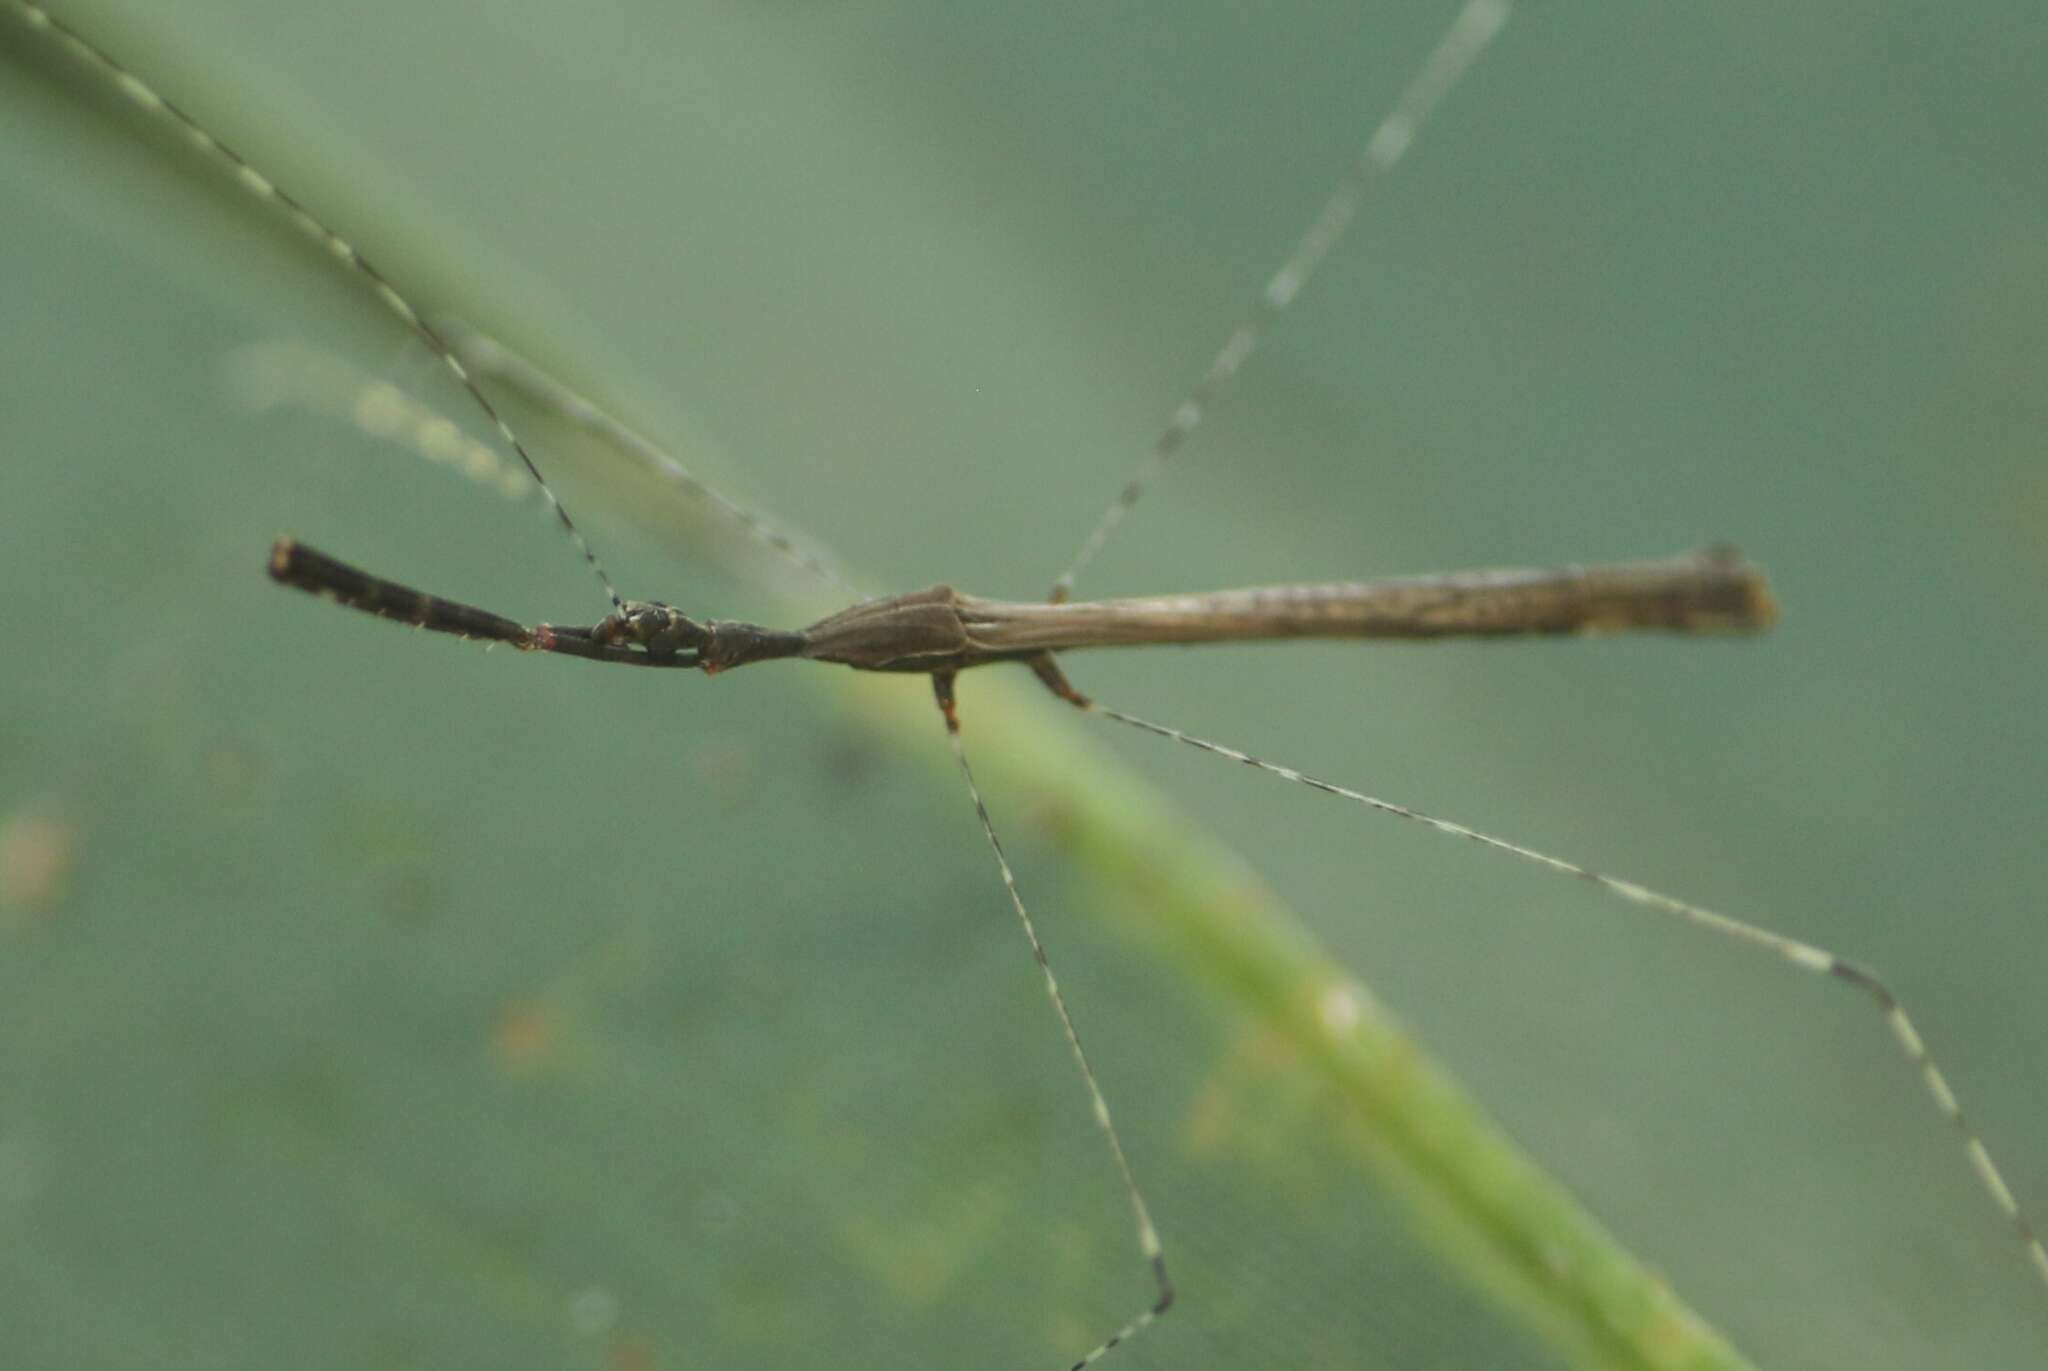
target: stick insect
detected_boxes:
[6,1,2047,1368]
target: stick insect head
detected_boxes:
[588,601,715,667]
[586,602,810,675]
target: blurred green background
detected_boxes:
[3,1,2046,1368]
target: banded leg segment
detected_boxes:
[10,0,624,614]
[1051,688,2048,1297]
[933,674,1174,1370]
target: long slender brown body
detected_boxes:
[270,540,1777,682]
[799,546,1776,674]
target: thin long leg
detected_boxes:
[932,674,1174,1370]
[1030,682,2048,1294]
[228,331,869,604]
[1048,0,1514,603]
[447,327,868,599]
[9,0,625,615]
